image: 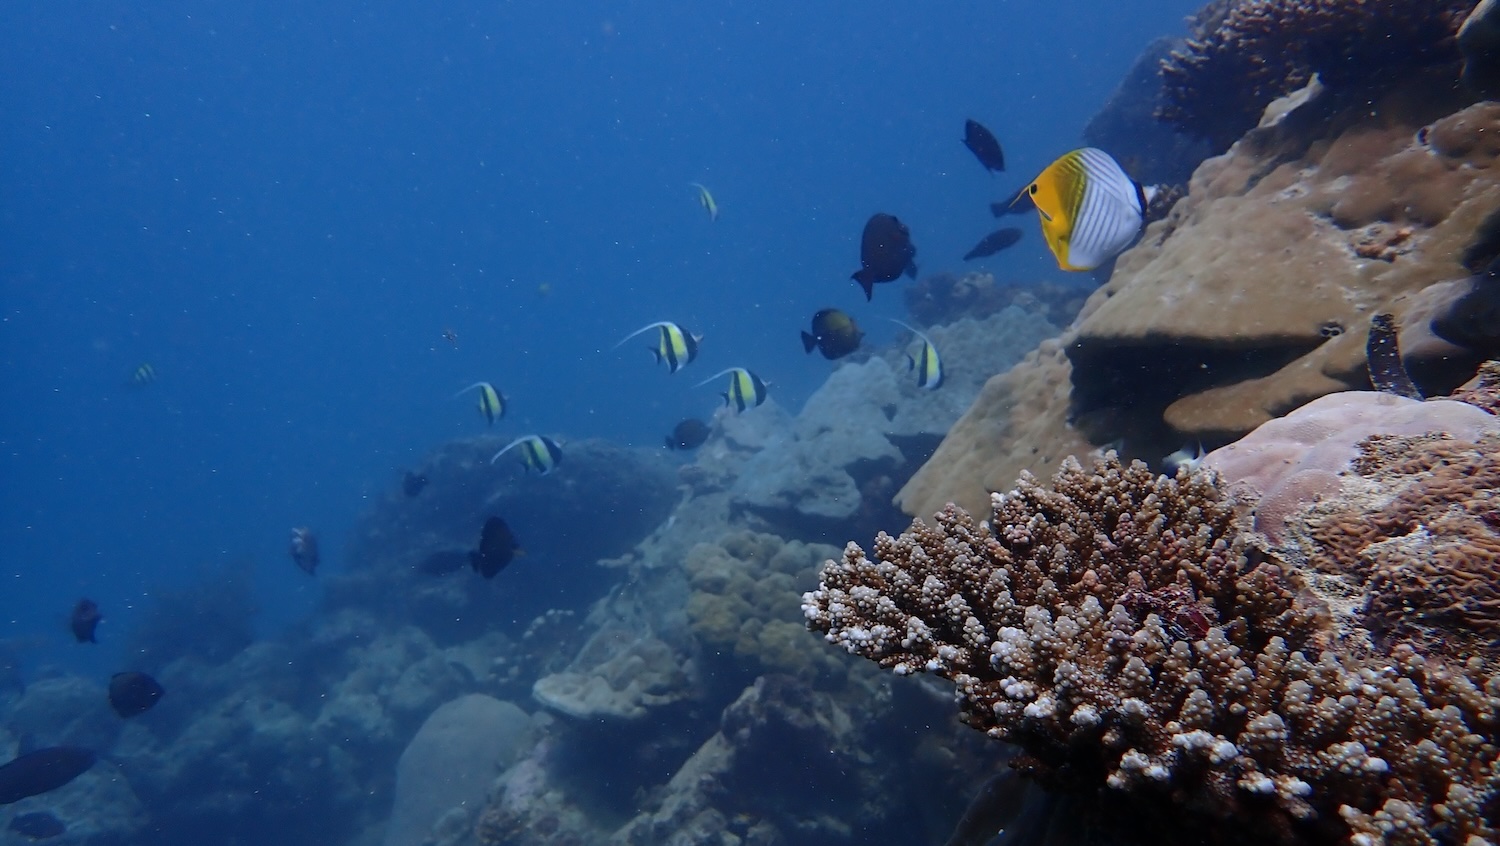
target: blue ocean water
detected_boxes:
[1,0,1199,697]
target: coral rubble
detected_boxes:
[806,447,1500,845]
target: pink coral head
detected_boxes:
[1203,391,1500,540]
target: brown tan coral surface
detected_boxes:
[808,452,1500,845]
[899,91,1500,522]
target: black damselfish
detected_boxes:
[402,470,428,497]
[108,671,164,718]
[665,418,711,451]
[9,810,66,840]
[471,516,521,579]
[70,599,101,644]
[962,119,1005,173]
[0,748,96,805]
[963,228,1023,261]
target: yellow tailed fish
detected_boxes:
[1015,147,1149,272]
[131,363,158,386]
[614,321,701,374]
[690,182,719,222]
[454,381,505,425]
[694,367,768,412]
[490,434,564,475]
[889,319,943,390]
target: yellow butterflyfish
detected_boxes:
[1018,147,1147,272]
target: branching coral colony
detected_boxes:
[803,448,1500,845]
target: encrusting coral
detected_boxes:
[1288,432,1500,668]
[804,449,1500,845]
[1159,0,1473,147]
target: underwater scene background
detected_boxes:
[4,0,1500,844]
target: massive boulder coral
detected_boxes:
[1201,391,1500,540]
[805,451,1500,845]
[1159,0,1473,147]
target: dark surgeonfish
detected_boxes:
[289,527,319,575]
[665,418,711,451]
[695,368,769,413]
[851,213,918,301]
[1366,313,1423,400]
[470,517,521,579]
[402,470,428,498]
[108,671,164,718]
[0,748,96,805]
[962,227,1023,261]
[417,549,470,576]
[614,321,702,374]
[490,435,564,475]
[9,811,66,840]
[962,119,1005,173]
[70,599,102,644]
[800,309,864,360]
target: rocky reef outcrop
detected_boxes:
[330,436,680,643]
[735,307,1057,541]
[901,76,1500,520]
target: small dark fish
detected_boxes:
[665,418,711,451]
[962,119,1005,173]
[402,471,428,498]
[470,517,521,579]
[851,213,918,301]
[962,228,1023,261]
[1366,313,1423,400]
[108,671,164,718]
[0,748,96,805]
[417,549,470,576]
[800,309,864,360]
[991,193,1034,217]
[289,526,319,575]
[442,328,459,348]
[9,811,65,840]
[70,599,101,644]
